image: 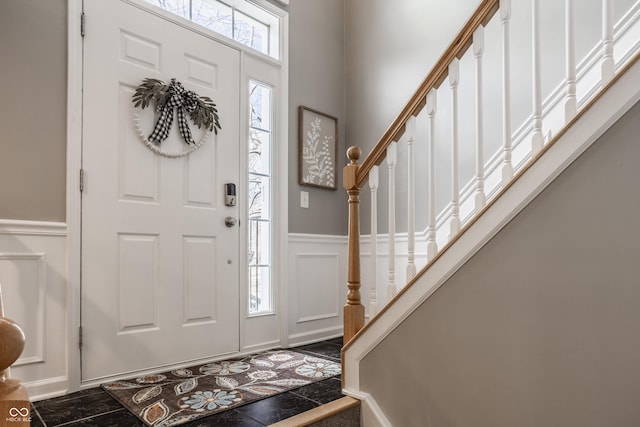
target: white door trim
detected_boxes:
[66,0,289,393]
[66,0,83,394]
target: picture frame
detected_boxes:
[298,106,338,190]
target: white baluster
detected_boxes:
[369,165,379,315]
[602,0,615,83]
[565,0,577,121]
[387,141,397,300]
[531,0,544,153]
[449,58,461,239]
[426,89,438,261]
[473,26,486,213]
[406,116,417,281]
[500,0,514,184]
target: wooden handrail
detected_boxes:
[343,50,640,355]
[342,0,500,344]
[355,0,499,189]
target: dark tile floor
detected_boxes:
[30,338,343,427]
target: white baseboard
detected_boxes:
[25,376,68,402]
[288,326,343,347]
[241,340,282,355]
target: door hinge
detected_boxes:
[81,12,86,37]
[78,326,84,349]
[79,169,85,192]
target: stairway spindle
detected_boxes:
[426,88,438,261]
[500,0,514,184]
[565,0,577,121]
[406,116,417,281]
[449,58,461,239]
[601,0,615,83]
[369,165,379,315]
[473,26,486,213]
[387,141,397,299]
[531,0,544,153]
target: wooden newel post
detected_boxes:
[343,146,365,344]
[0,283,29,425]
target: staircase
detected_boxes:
[340,0,640,425]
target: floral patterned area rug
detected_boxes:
[102,349,341,427]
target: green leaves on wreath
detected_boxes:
[132,78,169,110]
[190,95,221,135]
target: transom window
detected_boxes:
[144,0,280,58]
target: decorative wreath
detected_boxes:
[132,78,221,158]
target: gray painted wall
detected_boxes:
[360,100,640,426]
[288,0,347,235]
[0,0,67,222]
[344,0,482,234]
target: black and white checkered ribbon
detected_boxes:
[148,79,199,145]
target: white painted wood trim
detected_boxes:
[0,220,67,236]
[287,327,343,347]
[473,26,487,213]
[405,117,416,281]
[369,166,379,315]
[531,0,545,153]
[66,0,83,394]
[0,252,47,367]
[448,58,461,239]
[25,376,69,402]
[0,225,69,400]
[343,55,640,398]
[386,142,397,299]
[500,0,514,184]
[287,233,345,344]
[342,391,392,427]
[288,233,347,244]
[602,0,615,83]
[276,11,290,349]
[565,0,577,121]
[426,89,438,260]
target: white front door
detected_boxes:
[81,0,240,382]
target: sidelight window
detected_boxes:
[248,80,273,314]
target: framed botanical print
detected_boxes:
[298,106,338,190]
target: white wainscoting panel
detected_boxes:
[295,253,340,323]
[0,253,46,367]
[0,220,68,400]
[287,234,346,346]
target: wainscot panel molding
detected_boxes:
[0,219,68,400]
[287,233,346,346]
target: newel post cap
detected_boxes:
[0,318,25,375]
[344,146,361,190]
[347,146,361,164]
